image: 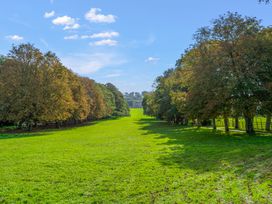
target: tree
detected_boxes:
[106,83,130,116]
[124,92,143,108]
[145,12,268,135]
[142,92,156,116]
[38,52,75,125]
[97,83,116,117]
[1,44,45,129]
[0,43,128,130]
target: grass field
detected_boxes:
[216,117,270,132]
[0,109,272,203]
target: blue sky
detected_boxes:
[0,0,271,92]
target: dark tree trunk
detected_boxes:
[234,117,239,129]
[224,117,229,133]
[266,113,271,131]
[55,122,60,129]
[212,118,216,130]
[18,121,23,129]
[197,119,201,128]
[245,116,255,135]
[183,118,188,126]
[28,123,32,131]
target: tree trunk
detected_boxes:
[224,117,229,133]
[234,117,239,129]
[28,123,32,131]
[212,118,216,130]
[245,116,255,135]
[183,118,188,126]
[266,113,271,131]
[197,119,201,128]
[55,122,60,129]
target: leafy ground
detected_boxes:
[0,109,272,203]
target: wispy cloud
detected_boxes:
[64,23,80,30]
[52,16,80,30]
[44,11,55,18]
[61,53,127,74]
[146,34,156,45]
[64,35,79,40]
[145,57,160,64]
[91,39,118,46]
[81,31,119,39]
[40,38,49,48]
[6,35,24,41]
[85,8,116,23]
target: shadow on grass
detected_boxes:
[0,120,101,140]
[0,132,53,140]
[0,116,126,140]
[138,117,272,177]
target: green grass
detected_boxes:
[216,116,269,132]
[0,109,272,203]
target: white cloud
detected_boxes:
[145,57,160,63]
[80,35,90,39]
[91,39,118,46]
[64,35,79,40]
[85,8,116,23]
[52,16,75,25]
[52,16,80,30]
[64,23,80,30]
[61,53,127,74]
[92,31,119,39]
[6,35,24,41]
[44,11,55,18]
[81,32,119,39]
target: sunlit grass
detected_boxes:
[216,116,269,131]
[0,109,271,203]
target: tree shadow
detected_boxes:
[0,116,125,140]
[0,120,101,140]
[0,132,53,140]
[138,118,272,178]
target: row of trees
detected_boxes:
[143,12,272,135]
[124,92,145,108]
[0,44,129,130]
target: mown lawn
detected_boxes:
[0,109,272,203]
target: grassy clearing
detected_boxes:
[0,109,272,203]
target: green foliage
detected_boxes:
[124,92,144,108]
[143,12,272,134]
[0,109,271,203]
[105,83,130,116]
[96,83,116,117]
[0,44,127,129]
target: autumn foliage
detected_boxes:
[0,44,129,130]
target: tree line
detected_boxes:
[0,44,129,130]
[124,92,145,108]
[142,12,272,135]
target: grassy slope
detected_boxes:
[0,109,271,203]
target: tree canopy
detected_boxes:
[143,12,272,135]
[0,44,129,130]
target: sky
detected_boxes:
[0,0,271,93]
